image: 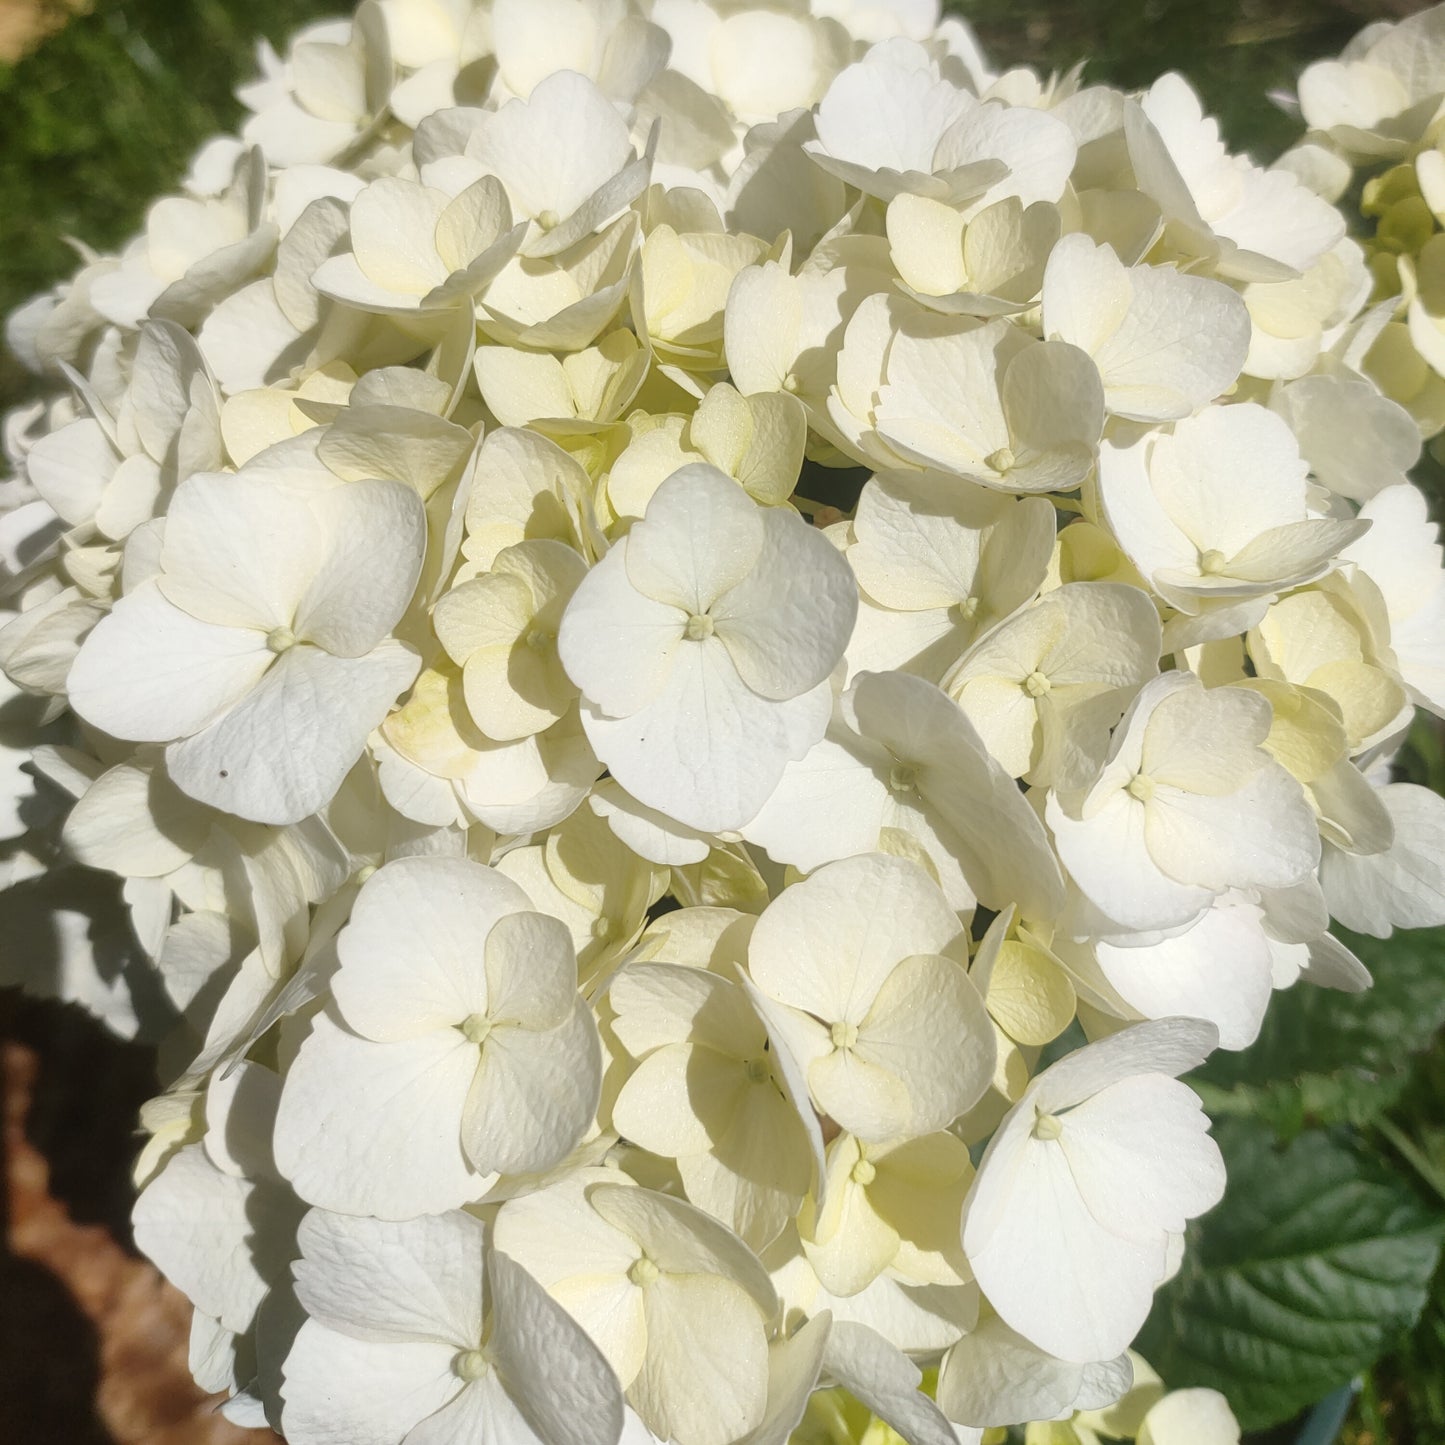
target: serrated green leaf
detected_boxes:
[1190,928,1445,1133]
[1138,1122,1445,1431]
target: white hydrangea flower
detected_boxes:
[798,1129,974,1297]
[1245,580,1409,754]
[652,0,850,127]
[1126,73,1346,281]
[603,383,805,522]
[843,471,1056,682]
[1298,7,1445,162]
[802,41,1000,203]
[494,1170,780,1445]
[376,664,602,835]
[89,149,278,329]
[744,853,994,1142]
[725,244,895,417]
[282,1207,625,1445]
[273,855,602,1217]
[1039,235,1251,421]
[311,173,525,315]
[559,463,857,832]
[943,581,1162,788]
[1045,672,1321,933]
[835,301,1105,491]
[490,0,668,107]
[1322,780,1445,936]
[609,957,815,1252]
[1097,403,1366,616]
[962,1018,1224,1363]
[133,1061,300,1346]
[1340,482,1445,716]
[435,70,654,259]
[813,51,1077,215]
[67,470,425,824]
[238,12,391,168]
[25,320,222,542]
[433,538,588,741]
[742,669,1065,918]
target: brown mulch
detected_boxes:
[2,997,282,1445]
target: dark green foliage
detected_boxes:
[1139,1123,1445,1430]
[1192,928,1445,1135]
[0,0,340,407]
[954,0,1370,159]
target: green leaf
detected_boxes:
[1137,1122,1445,1431]
[1190,927,1445,1134]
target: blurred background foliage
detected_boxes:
[2,1,1444,1441]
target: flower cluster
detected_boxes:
[3,2,1444,1443]
[1291,0,1445,437]
[799,1351,1241,1445]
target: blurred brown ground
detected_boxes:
[0,0,87,61]
[2,1010,281,1445]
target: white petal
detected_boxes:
[847,671,1065,919]
[963,1129,1167,1363]
[281,1320,459,1445]
[67,582,271,742]
[629,1272,770,1445]
[1144,766,1319,893]
[461,996,601,1175]
[1042,236,1248,421]
[582,648,831,834]
[159,471,320,630]
[558,544,685,718]
[823,1321,959,1445]
[624,465,765,614]
[167,640,420,824]
[612,1043,735,1158]
[937,1313,1089,1428]
[856,953,995,1136]
[294,480,427,657]
[713,507,858,700]
[744,1313,831,1445]
[335,856,532,1043]
[489,1248,626,1445]
[26,418,115,526]
[349,177,450,295]
[1058,1076,1226,1240]
[273,1011,489,1218]
[741,734,891,873]
[1321,782,1445,935]
[1047,789,1213,934]
[1137,1387,1241,1445]
[1033,1017,1219,1113]
[1095,906,1274,1050]
[63,762,207,878]
[485,908,582,1030]
[293,1209,485,1346]
[132,1144,288,1334]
